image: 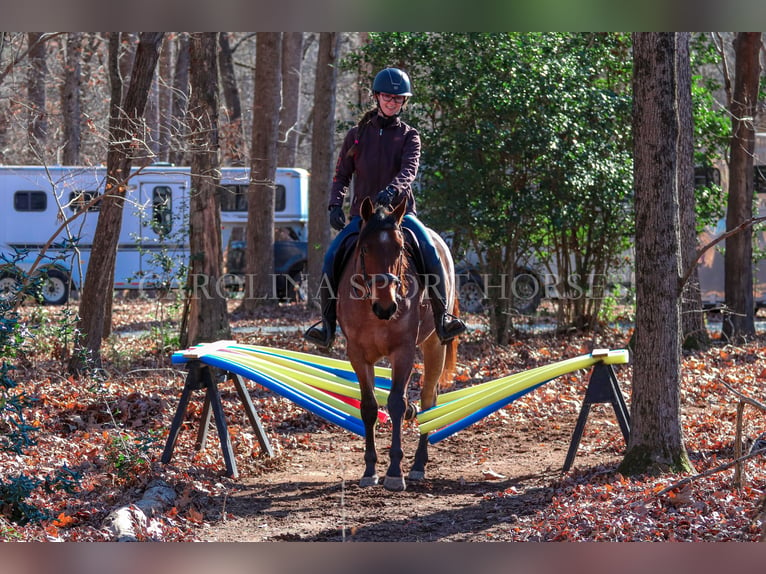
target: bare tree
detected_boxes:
[723,32,761,343]
[306,32,339,310]
[60,32,83,165]
[620,33,692,476]
[142,55,161,165]
[169,33,190,166]
[278,32,304,167]
[26,32,47,162]
[70,32,164,373]
[157,34,174,163]
[241,32,282,311]
[218,32,245,166]
[180,32,231,348]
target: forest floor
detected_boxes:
[1,297,766,542]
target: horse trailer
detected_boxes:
[0,164,309,304]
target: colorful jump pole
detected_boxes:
[418,350,629,436]
[427,381,548,444]
[418,355,599,430]
[244,344,393,389]
[222,347,390,403]
[197,353,366,436]
[213,349,388,416]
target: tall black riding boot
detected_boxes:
[304,282,337,349]
[427,269,467,344]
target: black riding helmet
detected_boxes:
[372,67,413,96]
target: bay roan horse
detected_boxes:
[337,196,458,491]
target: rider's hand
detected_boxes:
[374,185,397,208]
[329,204,346,231]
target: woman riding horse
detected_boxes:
[304,67,467,349]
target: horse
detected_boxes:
[337,196,459,491]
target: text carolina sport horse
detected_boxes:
[337,196,458,491]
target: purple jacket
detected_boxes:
[329,113,420,216]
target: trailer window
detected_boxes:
[218,184,286,212]
[152,186,173,236]
[219,185,246,211]
[68,190,101,213]
[14,190,47,212]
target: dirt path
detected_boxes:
[194,412,622,542]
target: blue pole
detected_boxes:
[230,345,393,390]
[201,354,366,437]
[427,381,550,444]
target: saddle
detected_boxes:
[332,226,428,289]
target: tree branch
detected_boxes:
[679,215,766,293]
[0,32,64,87]
[656,447,766,496]
[721,379,766,412]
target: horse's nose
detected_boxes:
[372,301,397,320]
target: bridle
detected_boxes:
[355,233,407,301]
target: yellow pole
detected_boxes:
[419,350,629,433]
[419,355,597,423]
[242,344,392,380]
[221,348,389,404]
[206,351,366,420]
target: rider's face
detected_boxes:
[377,93,405,116]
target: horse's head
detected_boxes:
[355,196,408,320]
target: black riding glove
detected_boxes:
[329,204,346,231]
[374,185,398,208]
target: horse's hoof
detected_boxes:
[383,475,407,491]
[360,475,379,487]
[404,403,418,421]
[407,470,425,481]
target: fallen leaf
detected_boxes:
[53,513,76,528]
[186,507,204,524]
[482,468,506,480]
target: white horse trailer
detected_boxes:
[0,165,309,304]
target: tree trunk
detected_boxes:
[307,32,339,310]
[142,64,161,165]
[241,33,282,311]
[619,33,692,476]
[157,34,174,163]
[70,32,164,373]
[26,32,47,162]
[677,32,709,350]
[169,33,190,166]
[218,32,245,166]
[180,33,231,348]
[722,32,761,344]
[278,32,304,167]
[60,32,82,165]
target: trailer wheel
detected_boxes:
[39,268,70,305]
[512,270,542,315]
[0,270,22,302]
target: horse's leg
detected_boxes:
[383,349,415,492]
[409,333,446,481]
[350,357,379,487]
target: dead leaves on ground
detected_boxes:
[2,301,766,541]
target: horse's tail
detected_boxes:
[438,298,460,389]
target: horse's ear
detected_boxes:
[391,199,407,225]
[361,196,374,222]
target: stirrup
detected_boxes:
[304,320,335,349]
[435,313,467,343]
